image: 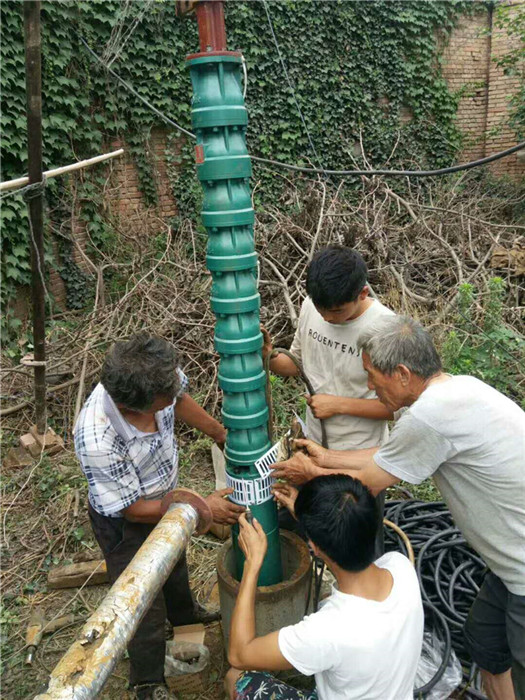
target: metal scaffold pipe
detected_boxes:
[34,490,211,700]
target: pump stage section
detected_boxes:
[187,50,283,585]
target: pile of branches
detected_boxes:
[1,171,524,438]
[257,172,524,335]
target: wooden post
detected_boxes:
[23,0,46,434]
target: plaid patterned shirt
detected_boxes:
[74,370,188,518]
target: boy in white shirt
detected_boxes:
[262,246,394,552]
[263,246,394,450]
[225,475,423,700]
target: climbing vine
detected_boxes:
[2,0,474,326]
[492,1,525,136]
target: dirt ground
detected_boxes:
[1,414,440,700]
[1,432,232,700]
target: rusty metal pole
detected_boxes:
[34,490,212,700]
[194,0,227,52]
[23,0,47,434]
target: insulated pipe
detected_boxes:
[34,490,212,700]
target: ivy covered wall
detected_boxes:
[1,0,474,319]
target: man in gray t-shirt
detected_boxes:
[272,316,525,700]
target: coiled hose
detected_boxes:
[385,499,488,698]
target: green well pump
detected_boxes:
[186,6,283,586]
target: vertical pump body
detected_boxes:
[187,49,283,585]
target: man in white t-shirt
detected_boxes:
[225,475,423,700]
[272,316,525,700]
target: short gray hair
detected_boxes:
[358,316,442,378]
[101,334,181,410]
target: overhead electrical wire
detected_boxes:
[80,37,525,179]
[80,38,195,140]
[261,0,324,170]
[253,142,525,176]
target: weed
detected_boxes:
[441,278,525,407]
[268,374,306,438]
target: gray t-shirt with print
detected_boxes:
[290,297,394,450]
[375,375,525,595]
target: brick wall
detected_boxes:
[108,128,181,230]
[485,1,524,178]
[442,10,491,161]
[442,1,524,179]
[47,7,522,311]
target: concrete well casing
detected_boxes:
[217,531,311,645]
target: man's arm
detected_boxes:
[228,515,293,671]
[269,353,300,377]
[123,498,162,524]
[271,439,399,496]
[123,488,245,525]
[175,393,226,445]
[326,464,400,496]
[307,395,394,421]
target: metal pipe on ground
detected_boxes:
[34,489,212,700]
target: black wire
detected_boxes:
[384,499,488,699]
[252,142,525,177]
[414,601,452,697]
[263,346,329,614]
[80,37,195,140]
[265,346,328,450]
[80,37,525,179]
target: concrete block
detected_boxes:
[3,446,33,469]
[20,432,42,458]
[29,425,65,455]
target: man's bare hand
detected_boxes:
[260,325,273,360]
[272,482,299,518]
[271,451,321,485]
[307,393,341,419]
[206,488,245,524]
[294,439,328,468]
[238,513,267,573]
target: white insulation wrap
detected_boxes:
[34,502,199,700]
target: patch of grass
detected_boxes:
[35,454,87,505]
[268,374,306,438]
[405,478,441,502]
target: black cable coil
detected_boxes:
[384,499,488,699]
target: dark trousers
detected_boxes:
[279,489,386,559]
[464,571,525,699]
[88,504,196,687]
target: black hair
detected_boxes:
[295,474,379,572]
[306,246,367,309]
[101,334,181,410]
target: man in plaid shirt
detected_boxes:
[75,334,244,700]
